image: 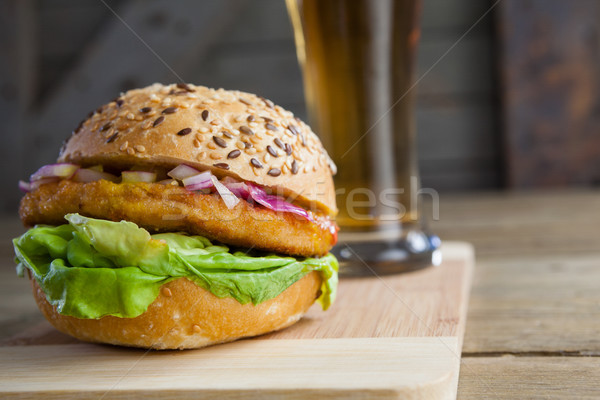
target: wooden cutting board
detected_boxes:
[0,242,474,400]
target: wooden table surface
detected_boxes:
[2,189,599,399]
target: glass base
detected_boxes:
[333,227,441,277]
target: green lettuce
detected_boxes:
[13,213,338,319]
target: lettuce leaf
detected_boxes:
[13,213,338,319]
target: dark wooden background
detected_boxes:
[500,0,600,188]
[3,0,599,214]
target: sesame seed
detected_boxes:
[267,145,279,157]
[239,126,254,135]
[288,124,300,135]
[260,97,275,109]
[207,142,217,150]
[195,133,205,141]
[162,98,173,106]
[126,147,135,155]
[250,158,263,168]
[274,138,285,150]
[262,116,273,122]
[249,136,261,144]
[150,94,160,102]
[285,143,293,155]
[213,162,230,170]
[162,287,172,297]
[126,112,135,120]
[140,107,152,113]
[153,116,165,127]
[244,141,253,148]
[193,139,201,148]
[247,115,255,122]
[236,142,245,150]
[106,132,119,143]
[198,151,207,159]
[263,154,271,163]
[176,82,195,92]
[246,148,257,155]
[201,110,209,121]
[299,133,306,146]
[210,119,220,125]
[227,149,241,159]
[239,97,253,106]
[177,128,192,136]
[141,120,153,129]
[209,152,221,160]
[134,145,146,152]
[268,168,281,177]
[100,122,112,132]
[234,115,244,122]
[266,123,278,131]
[213,136,227,148]
[162,107,177,114]
[120,141,129,151]
[291,160,299,174]
[200,127,209,133]
[192,324,202,333]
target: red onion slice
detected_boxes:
[29,177,61,191]
[247,184,313,221]
[182,171,212,188]
[185,182,214,191]
[73,168,119,183]
[224,182,250,198]
[30,163,78,181]
[168,164,201,180]
[121,171,157,183]
[211,176,240,209]
[18,180,31,193]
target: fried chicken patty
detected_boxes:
[19,180,338,257]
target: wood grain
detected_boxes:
[463,253,600,355]
[0,338,462,400]
[458,356,600,399]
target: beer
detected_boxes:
[287,0,439,273]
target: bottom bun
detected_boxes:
[31,271,321,349]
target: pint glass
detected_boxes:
[287,0,440,275]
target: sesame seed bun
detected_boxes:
[31,271,321,350]
[58,83,337,216]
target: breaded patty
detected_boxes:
[19,180,338,257]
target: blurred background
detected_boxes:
[1,0,599,214]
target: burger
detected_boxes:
[13,83,339,349]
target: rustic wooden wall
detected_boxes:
[500,0,600,188]
[0,0,498,213]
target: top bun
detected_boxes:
[58,83,337,216]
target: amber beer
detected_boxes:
[287,0,439,273]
